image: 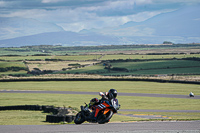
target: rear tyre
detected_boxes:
[97,110,113,124]
[74,112,85,124]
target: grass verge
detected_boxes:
[118,111,200,121]
[0,81,200,95]
[0,110,49,125]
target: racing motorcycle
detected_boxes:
[74,98,120,124]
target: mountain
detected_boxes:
[120,6,200,37]
[80,5,200,43]
[0,17,64,40]
[0,31,119,47]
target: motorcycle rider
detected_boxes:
[87,89,118,122]
[99,89,118,101]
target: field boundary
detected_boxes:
[0,77,200,84]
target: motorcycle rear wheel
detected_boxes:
[74,112,85,124]
[97,110,113,124]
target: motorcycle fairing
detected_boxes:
[94,101,111,117]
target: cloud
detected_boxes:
[155,0,200,4]
[0,1,6,7]
[103,26,155,36]
[80,0,153,17]
[1,0,200,34]
[41,0,66,3]
[0,1,16,8]
[0,0,181,32]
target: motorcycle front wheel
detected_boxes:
[74,112,85,124]
[97,110,113,124]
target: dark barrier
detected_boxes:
[0,105,26,110]
[46,115,66,123]
[0,78,200,85]
[66,115,75,123]
[45,115,74,123]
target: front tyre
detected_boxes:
[97,110,113,124]
[74,112,85,124]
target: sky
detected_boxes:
[1,0,200,33]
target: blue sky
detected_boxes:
[0,0,200,32]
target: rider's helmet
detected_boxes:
[90,98,99,105]
[108,89,117,99]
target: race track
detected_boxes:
[1,90,200,132]
[0,90,200,133]
[1,121,200,133]
[1,90,200,113]
[1,90,200,99]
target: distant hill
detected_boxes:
[119,6,200,37]
[79,5,200,44]
[0,17,64,40]
[0,31,119,47]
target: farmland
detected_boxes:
[58,60,200,76]
[0,44,200,79]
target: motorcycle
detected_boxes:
[74,98,120,124]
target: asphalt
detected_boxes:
[0,121,200,133]
[1,90,200,99]
[119,109,200,113]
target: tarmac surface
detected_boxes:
[0,121,200,133]
[1,90,200,99]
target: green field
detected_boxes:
[0,45,200,76]
[0,61,26,68]
[53,55,102,60]
[56,60,200,75]
[1,59,199,76]
[1,54,199,61]
[101,54,200,60]
[0,110,48,125]
[1,81,200,95]
[0,56,52,61]
[0,61,28,75]
[0,70,27,75]
[106,60,200,75]
[1,43,200,56]
[0,55,101,61]
[109,60,200,70]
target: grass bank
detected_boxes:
[0,110,49,125]
[0,81,200,95]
